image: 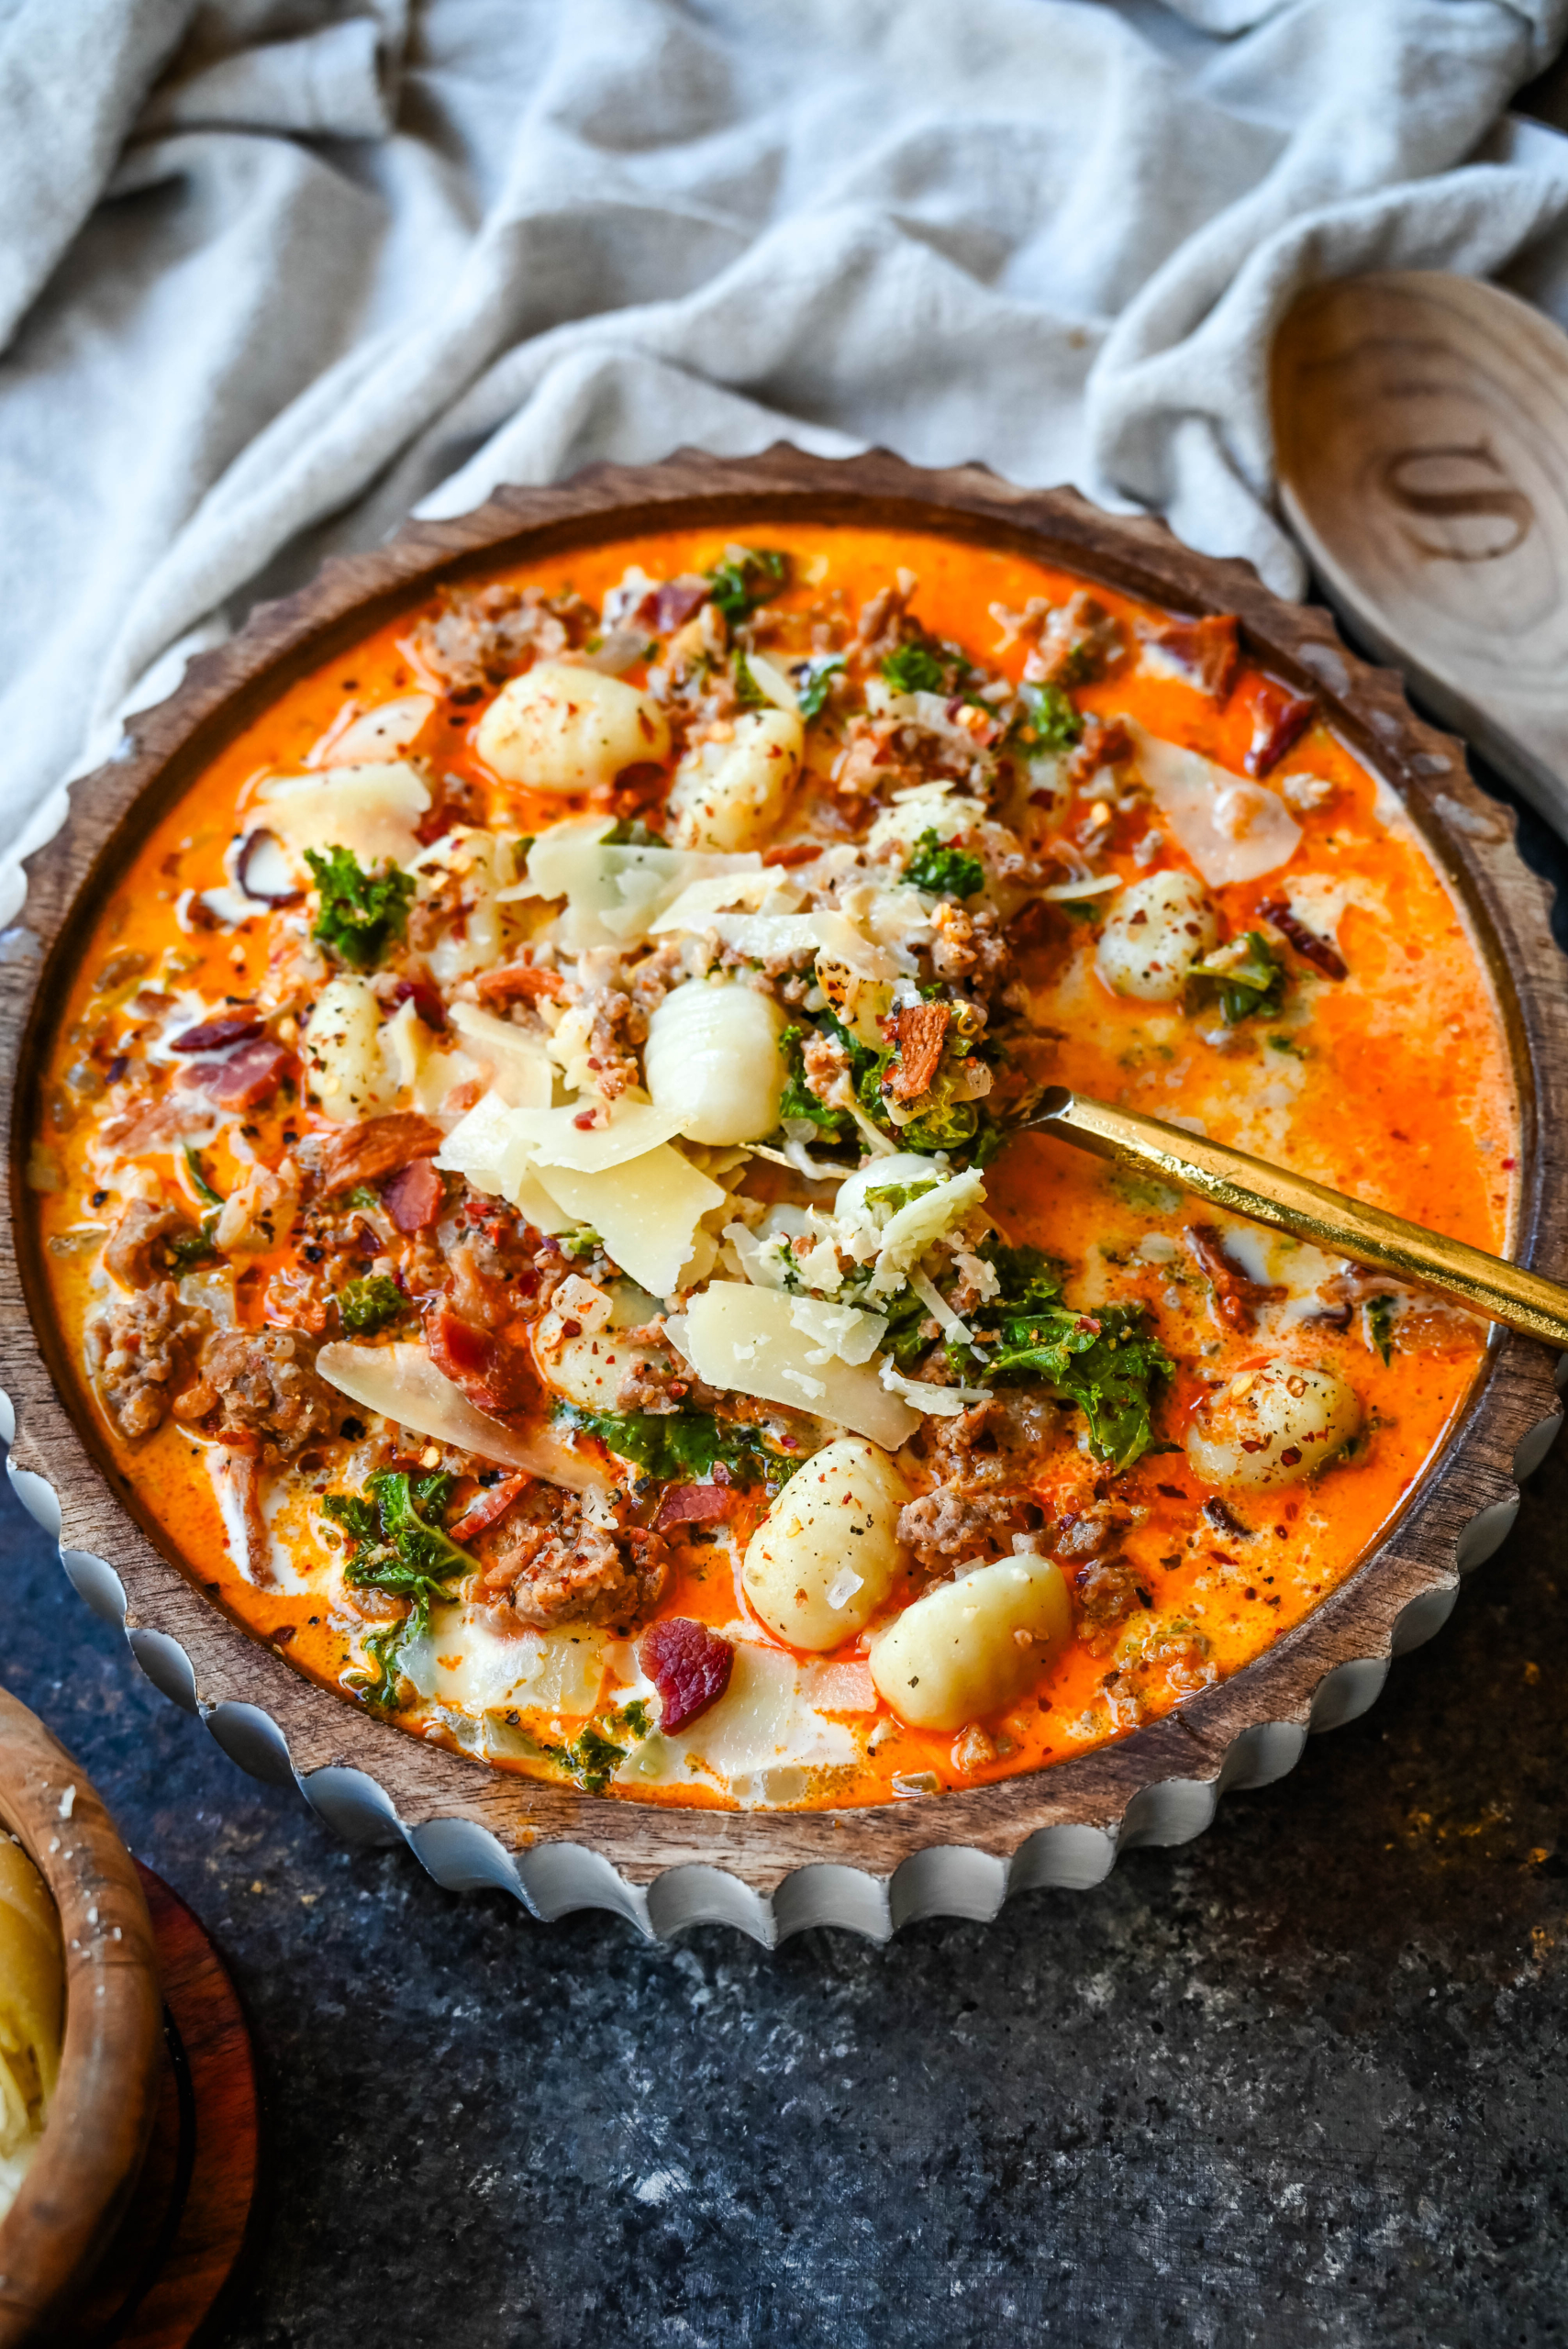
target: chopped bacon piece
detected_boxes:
[889,1000,951,1101]
[319,1113,442,1194]
[185,1040,291,1108]
[449,1473,532,1545]
[1146,614,1240,700]
[1186,1225,1286,1332]
[654,577,709,633]
[169,1014,265,1054]
[383,1156,445,1234]
[1242,677,1316,776]
[654,1482,734,1531]
[762,842,822,869]
[639,1616,734,1732]
[424,1301,539,1414]
[473,962,565,1004]
[388,976,448,1031]
[1258,899,1348,982]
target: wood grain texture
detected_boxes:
[1,446,1563,1897]
[59,1865,258,2349]
[0,1690,162,2345]
[1273,271,1568,836]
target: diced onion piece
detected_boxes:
[312,694,436,767]
[445,1003,553,1108]
[316,1341,605,1488]
[258,760,432,870]
[671,1283,919,1448]
[529,1147,727,1299]
[1125,720,1301,886]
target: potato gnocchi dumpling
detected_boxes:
[1095,869,1219,1002]
[1185,1359,1362,1490]
[644,979,790,1145]
[665,707,802,851]
[869,1554,1073,1731]
[742,1439,910,1649]
[475,661,670,792]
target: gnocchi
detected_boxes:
[1095,868,1218,1002]
[741,1439,910,1650]
[644,979,790,1145]
[1185,1357,1361,1490]
[869,1553,1073,1731]
[301,974,397,1121]
[532,1276,659,1412]
[474,662,669,792]
[666,709,803,852]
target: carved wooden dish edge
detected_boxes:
[1,449,1562,1943]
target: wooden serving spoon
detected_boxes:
[1025,1088,1568,1351]
[1272,270,1568,835]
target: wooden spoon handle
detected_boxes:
[1025,1087,1568,1351]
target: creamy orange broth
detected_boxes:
[36,522,1517,1809]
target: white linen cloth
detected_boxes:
[3,0,1568,913]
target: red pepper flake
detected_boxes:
[1502,1156,1517,1170]
[573,1109,597,1130]
[639,1617,734,1733]
[1243,676,1316,777]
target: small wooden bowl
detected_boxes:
[0,1689,161,2344]
[2,449,1564,1942]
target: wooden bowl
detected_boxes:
[0,1689,162,2343]
[3,449,1563,1943]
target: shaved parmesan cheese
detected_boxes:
[311,695,435,768]
[508,816,760,949]
[787,1297,888,1366]
[259,760,431,870]
[617,1642,857,1796]
[529,1146,727,1298]
[435,1091,573,1230]
[651,869,802,932]
[316,1341,605,1487]
[402,1603,608,1718]
[671,1283,919,1447]
[879,1360,993,1416]
[709,908,901,979]
[1126,721,1301,886]
[445,1003,553,1108]
[500,1100,684,1173]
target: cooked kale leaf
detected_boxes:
[336,1273,406,1336]
[1189,930,1285,1025]
[881,641,950,696]
[325,1469,474,1707]
[305,845,417,971]
[558,1406,797,1490]
[959,1243,1172,1473]
[1013,681,1084,754]
[904,828,984,900]
[778,1023,848,1136]
[705,547,788,623]
[795,656,845,720]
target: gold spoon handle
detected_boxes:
[1025,1086,1568,1353]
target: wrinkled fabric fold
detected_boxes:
[2,0,1567,899]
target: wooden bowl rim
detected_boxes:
[0,1687,162,2344]
[2,446,1562,1912]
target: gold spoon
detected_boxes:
[1024,1087,1568,1352]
